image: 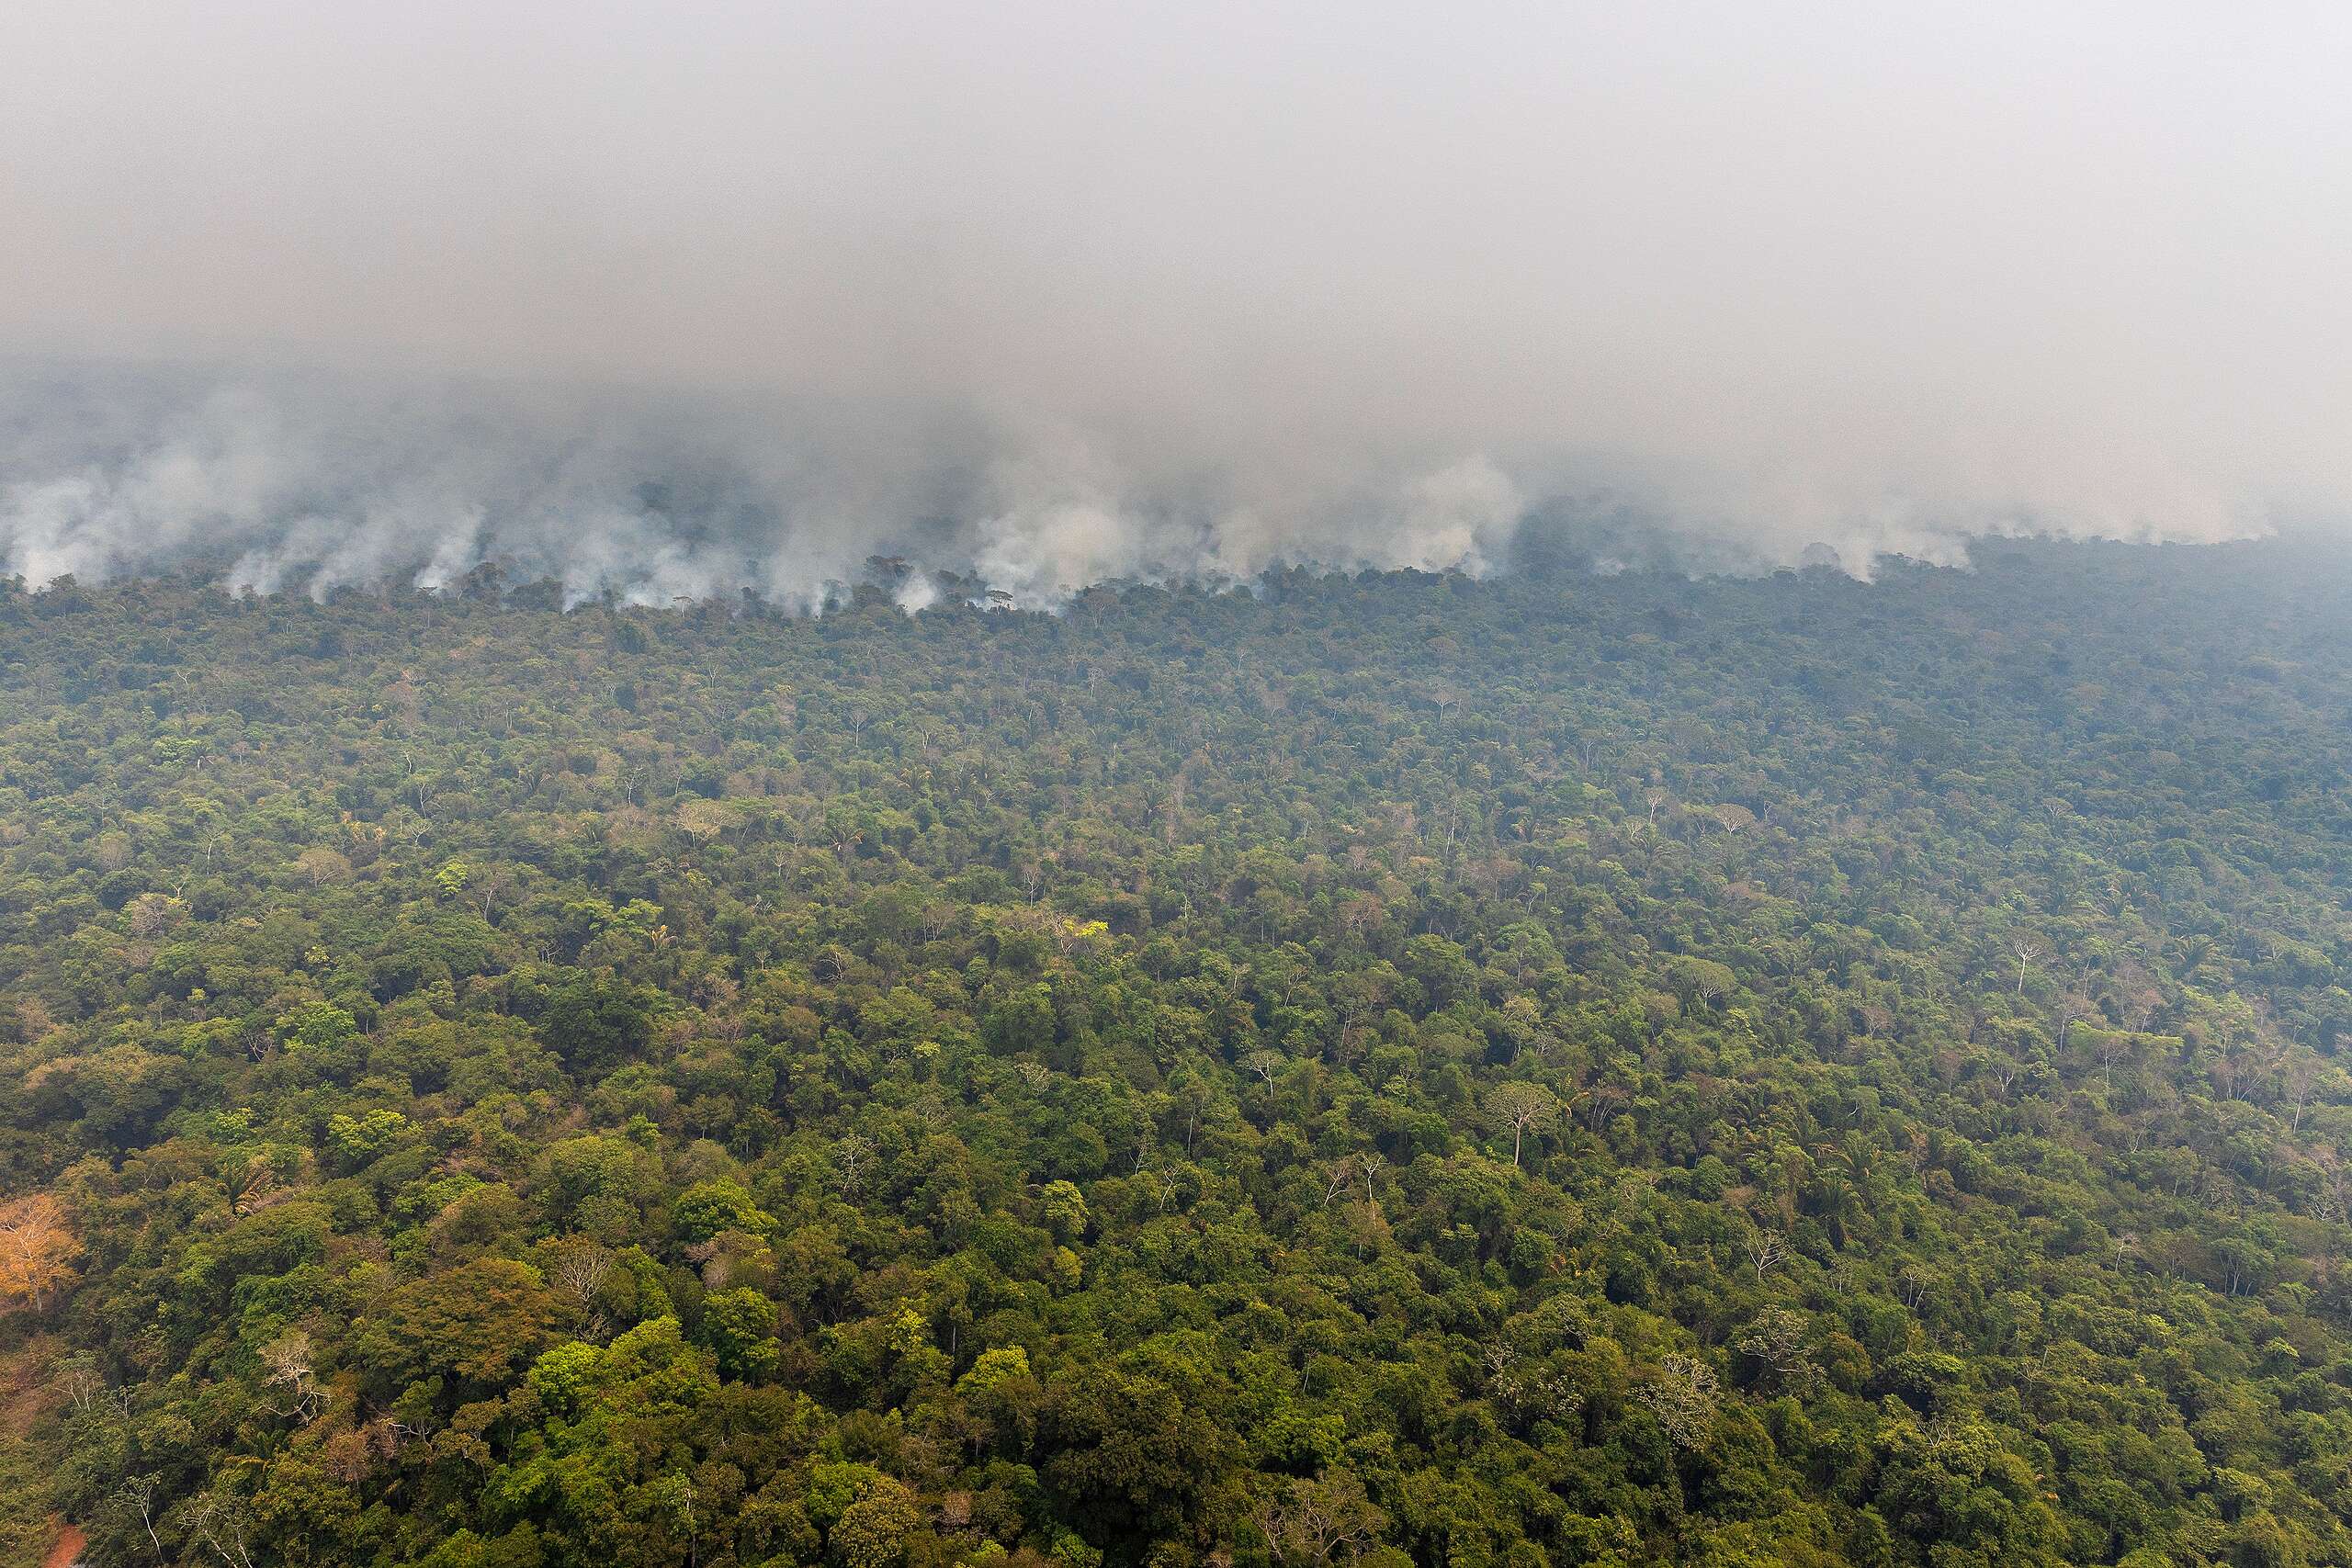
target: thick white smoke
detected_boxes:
[0,358,2298,604]
[2,4,2345,592]
[0,368,1534,607]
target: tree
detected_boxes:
[1735,1307,1820,1393]
[2013,936,2045,997]
[1668,955,1738,1008]
[187,1494,259,1568]
[540,1235,617,1338]
[830,1475,919,1568]
[111,1473,164,1562]
[834,1134,876,1196]
[276,1001,359,1054]
[1486,1082,1555,1168]
[701,1286,782,1381]
[356,1257,555,1396]
[0,1193,80,1313]
[1635,1353,1720,1449]
[294,846,353,886]
[1041,1360,1223,1538]
[673,1179,772,1244]
[1041,1179,1091,1244]
[540,976,655,1073]
[259,1328,327,1423]
[1257,1472,1387,1567]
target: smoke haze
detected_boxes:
[4,2,2348,600]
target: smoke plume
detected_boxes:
[3,2,2347,600]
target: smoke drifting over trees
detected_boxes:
[3,2,2347,601]
[0,368,1529,607]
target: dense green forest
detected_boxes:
[4,536,2352,1568]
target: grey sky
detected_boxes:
[3,2,2349,590]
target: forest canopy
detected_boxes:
[2,536,2351,1568]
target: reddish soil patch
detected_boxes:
[40,1519,84,1568]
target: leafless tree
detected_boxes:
[2211,1051,2243,1102]
[113,1472,164,1561]
[1744,1227,1789,1277]
[1486,1342,1582,1429]
[125,892,183,938]
[835,1133,876,1196]
[1321,1162,1354,1208]
[1735,1307,1821,1393]
[1497,995,1548,1063]
[189,1494,260,1568]
[259,1329,326,1424]
[2313,1163,2352,1229]
[1486,1082,1555,1168]
[1634,1354,1720,1449]
[2053,985,2099,1057]
[545,1236,616,1339]
[2286,1056,2320,1132]
[2013,937,2044,997]
[295,845,354,887]
[53,1356,108,1416]
[1256,1472,1387,1568]
[1896,1269,1934,1310]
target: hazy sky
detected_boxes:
[3,2,2349,594]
